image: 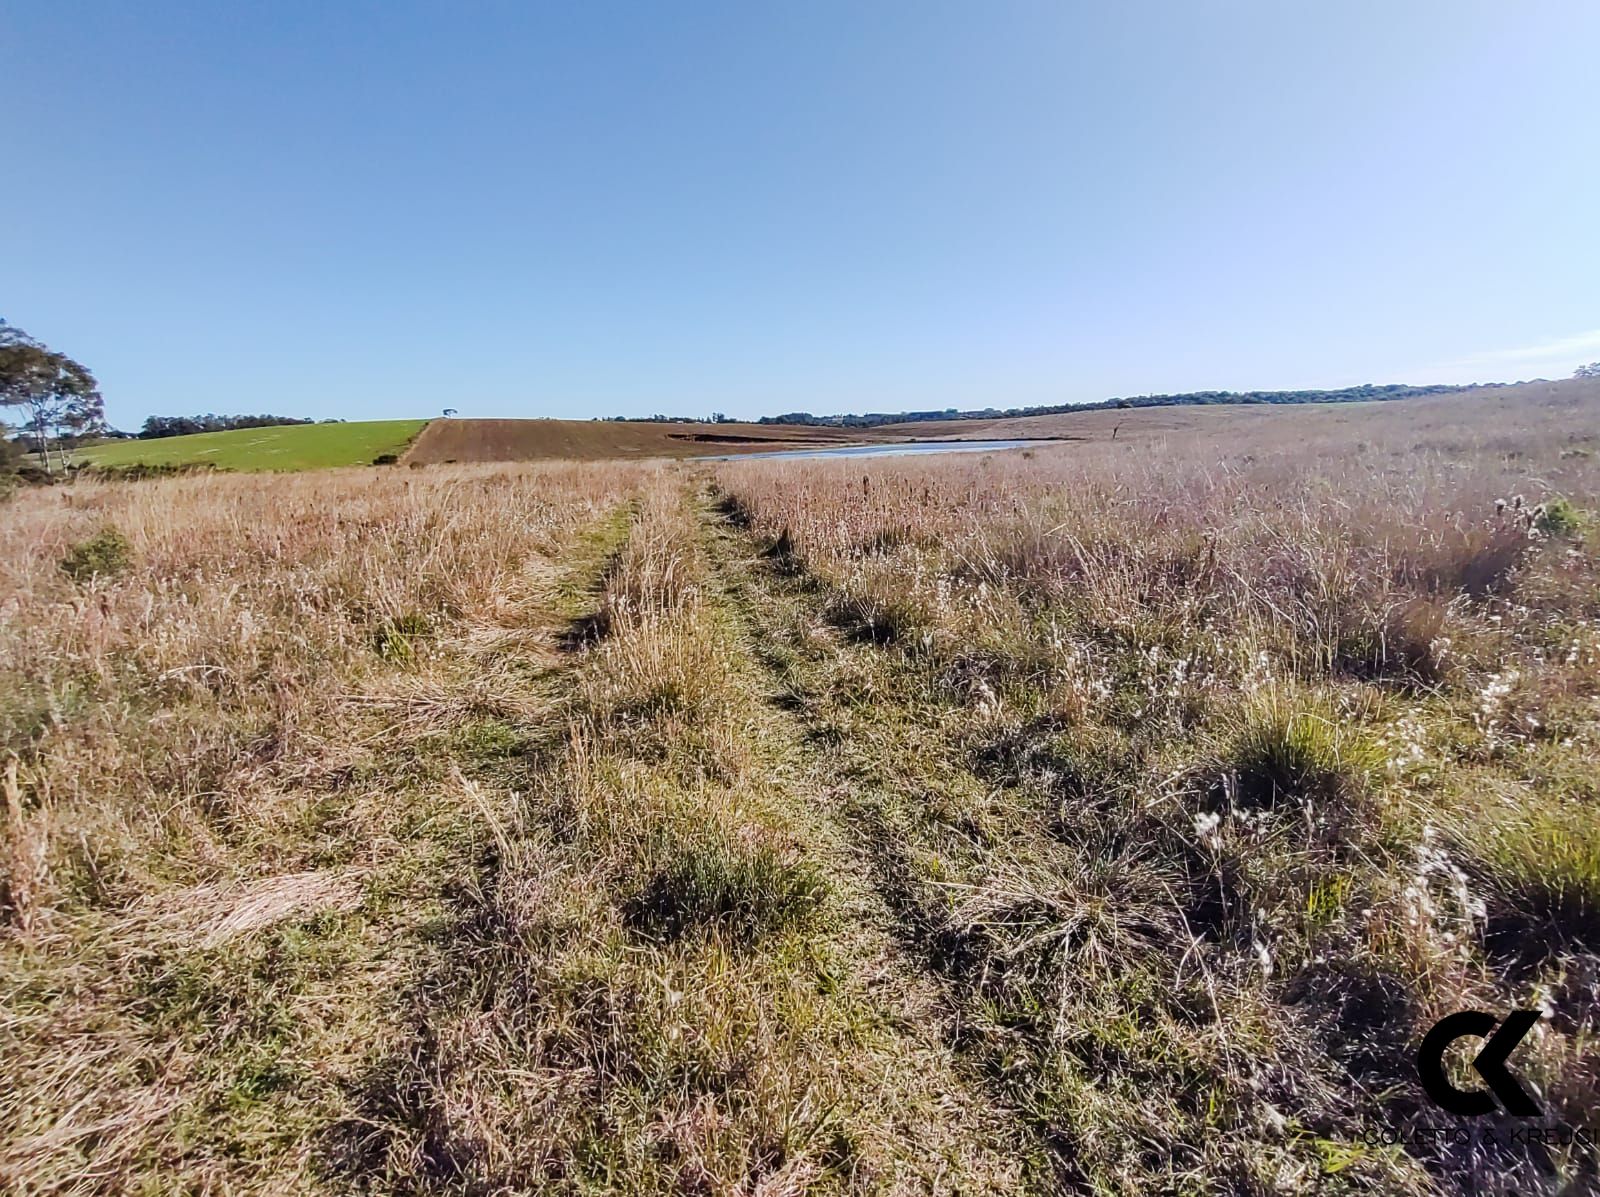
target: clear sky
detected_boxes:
[4,2,1598,428]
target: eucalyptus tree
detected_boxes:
[0,321,104,472]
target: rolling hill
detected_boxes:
[70,378,1597,473]
[79,420,429,472]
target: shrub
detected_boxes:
[87,462,227,481]
[16,463,56,487]
[371,453,400,466]
[137,413,311,439]
[59,527,133,583]
[0,437,21,500]
[1535,497,1583,537]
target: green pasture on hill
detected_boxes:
[78,420,429,472]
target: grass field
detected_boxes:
[4,380,1599,1194]
[78,419,429,471]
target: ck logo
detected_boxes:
[1417,1010,1543,1117]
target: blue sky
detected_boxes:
[4,2,1598,428]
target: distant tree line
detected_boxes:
[138,413,314,439]
[752,382,1512,428]
[598,383,1521,428]
[599,413,736,424]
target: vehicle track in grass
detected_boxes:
[693,481,1083,1193]
[580,476,1039,1193]
[316,497,641,1188]
[351,477,1039,1194]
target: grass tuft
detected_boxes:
[372,612,433,662]
[1473,802,1600,957]
[823,589,926,646]
[1334,596,1451,684]
[762,526,804,574]
[624,835,827,946]
[1221,689,1378,812]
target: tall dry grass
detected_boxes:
[0,462,639,925]
[370,474,1024,1193]
[717,381,1600,1193]
[0,460,644,1191]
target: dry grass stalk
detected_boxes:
[192,870,366,948]
[2,752,45,934]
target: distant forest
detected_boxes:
[751,382,1506,428]
[138,414,315,439]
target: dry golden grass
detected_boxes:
[5,379,1599,1195]
[0,460,644,1192]
[716,378,1600,1194]
[0,462,639,925]
[341,472,1032,1193]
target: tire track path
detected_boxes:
[694,483,1081,1194]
